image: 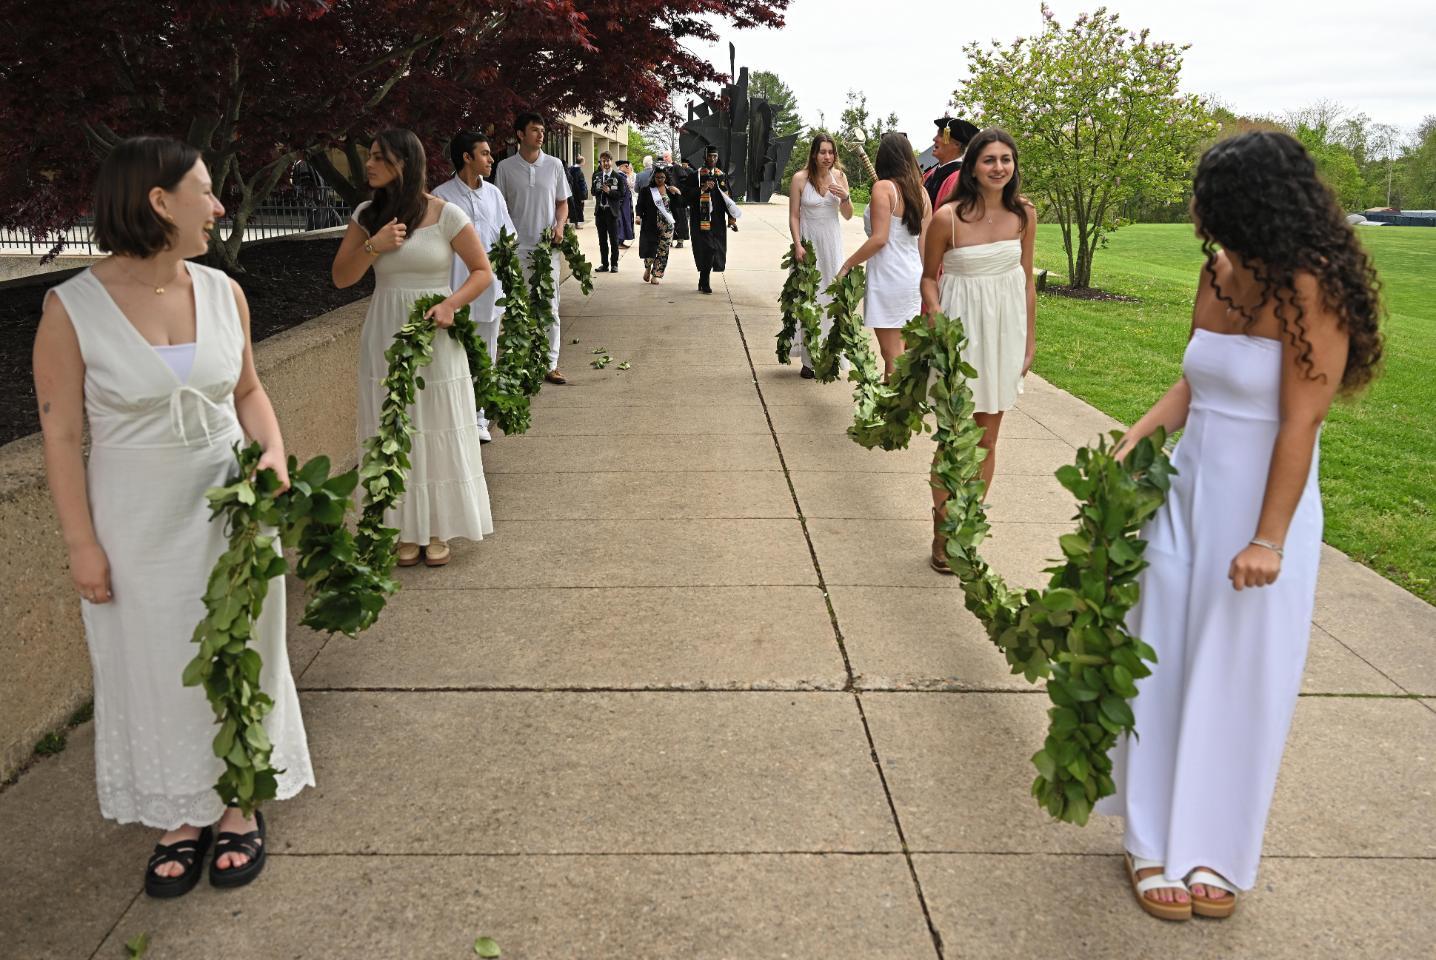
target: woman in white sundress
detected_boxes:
[332,128,495,568]
[838,132,931,378]
[788,133,853,378]
[1098,131,1384,922]
[920,128,1037,573]
[34,137,313,898]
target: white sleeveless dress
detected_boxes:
[47,264,313,829]
[797,180,847,370]
[861,202,922,328]
[937,238,1027,413]
[1096,329,1324,891]
[353,201,494,544]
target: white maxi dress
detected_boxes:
[1095,329,1324,891]
[861,203,923,328]
[48,264,314,829]
[353,201,494,544]
[798,180,847,371]
[937,237,1027,413]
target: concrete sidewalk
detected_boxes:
[3,202,1432,959]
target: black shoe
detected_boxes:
[597,264,609,272]
[674,241,684,248]
[145,826,213,899]
[800,366,816,379]
[210,809,267,889]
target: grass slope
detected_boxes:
[1030,223,1435,606]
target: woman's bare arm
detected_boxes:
[33,293,110,601]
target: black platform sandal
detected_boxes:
[210,809,267,889]
[144,826,213,899]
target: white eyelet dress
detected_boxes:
[1096,329,1325,891]
[937,237,1027,413]
[47,263,314,829]
[797,180,848,371]
[353,201,494,544]
[861,202,923,328]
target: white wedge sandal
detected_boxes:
[1126,852,1192,921]
[1185,868,1238,918]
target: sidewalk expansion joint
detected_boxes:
[728,278,947,960]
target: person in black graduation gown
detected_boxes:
[672,160,692,248]
[682,146,739,294]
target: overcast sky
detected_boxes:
[691,0,1434,143]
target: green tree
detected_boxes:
[1396,116,1436,208]
[1292,123,1367,210]
[953,5,1212,288]
[628,127,661,170]
[750,70,804,139]
[837,90,899,190]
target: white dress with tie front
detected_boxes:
[47,263,314,829]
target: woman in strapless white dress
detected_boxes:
[788,133,853,378]
[839,132,931,378]
[1099,131,1384,922]
[920,129,1037,573]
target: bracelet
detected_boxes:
[1249,537,1284,559]
[364,239,379,258]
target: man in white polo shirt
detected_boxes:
[434,130,517,441]
[493,111,571,384]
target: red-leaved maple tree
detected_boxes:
[0,0,786,269]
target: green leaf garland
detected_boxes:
[776,239,821,365]
[848,311,1175,825]
[186,442,393,814]
[558,223,594,295]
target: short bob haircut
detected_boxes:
[93,136,202,258]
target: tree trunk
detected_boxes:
[1073,229,1095,289]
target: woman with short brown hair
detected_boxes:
[33,136,314,897]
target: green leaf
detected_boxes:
[125,931,151,958]
[474,937,502,958]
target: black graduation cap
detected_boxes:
[934,117,980,145]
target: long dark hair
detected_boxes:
[358,128,428,235]
[874,132,924,236]
[1194,132,1382,393]
[805,133,843,184]
[948,128,1027,232]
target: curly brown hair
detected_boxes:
[1193,131,1383,394]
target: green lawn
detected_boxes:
[1030,223,1436,606]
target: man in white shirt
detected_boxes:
[493,112,571,384]
[434,130,517,441]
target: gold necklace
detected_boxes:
[121,260,173,295]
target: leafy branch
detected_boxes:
[186,442,392,814]
[557,223,594,295]
[776,239,821,364]
[849,312,1175,825]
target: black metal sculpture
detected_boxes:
[679,43,797,203]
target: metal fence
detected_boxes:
[0,195,354,256]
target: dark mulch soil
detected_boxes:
[1043,284,1141,303]
[0,237,373,447]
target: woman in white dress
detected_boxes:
[920,129,1037,572]
[332,129,495,568]
[34,137,313,897]
[788,134,853,378]
[1099,131,1384,921]
[838,132,931,378]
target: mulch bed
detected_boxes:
[1043,284,1141,303]
[0,237,373,447]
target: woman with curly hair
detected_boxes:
[1098,131,1383,921]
